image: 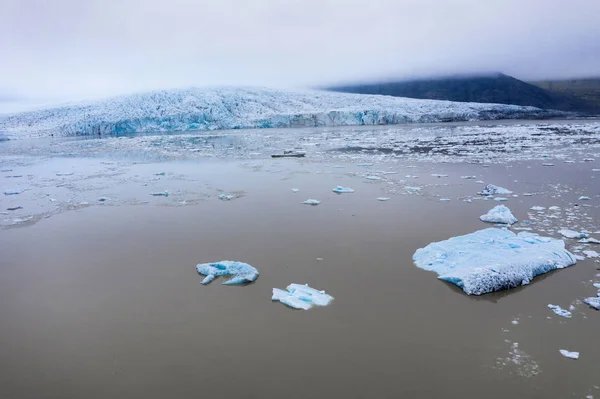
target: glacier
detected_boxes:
[196,260,259,285]
[480,205,518,225]
[0,87,566,139]
[272,283,334,310]
[412,228,577,295]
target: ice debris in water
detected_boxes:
[547,304,572,318]
[584,297,600,310]
[412,228,577,295]
[478,184,513,196]
[218,194,235,200]
[151,191,169,197]
[377,197,390,201]
[55,172,74,176]
[431,174,448,178]
[579,196,590,201]
[4,189,24,195]
[579,238,600,244]
[480,205,518,225]
[98,197,108,202]
[303,199,321,205]
[196,261,259,285]
[494,197,508,202]
[439,198,451,202]
[559,350,579,360]
[583,250,599,258]
[272,283,334,310]
[357,163,374,167]
[558,229,589,239]
[542,163,555,166]
[404,186,422,192]
[530,206,546,211]
[365,175,382,181]
[461,176,477,179]
[332,186,355,193]
[291,188,300,193]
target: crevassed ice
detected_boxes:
[272,283,334,310]
[196,260,259,285]
[480,205,518,225]
[412,228,577,295]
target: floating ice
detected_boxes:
[272,283,334,310]
[404,186,422,192]
[461,176,477,179]
[480,205,518,225]
[494,197,508,202]
[530,206,546,211]
[3,189,23,195]
[559,350,579,360]
[291,188,300,193]
[547,304,572,318]
[365,176,382,181]
[151,191,169,197]
[431,174,448,178]
[584,296,600,310]
[413,228,577,295]
[98,197,107,202]
[377,197,390,201]
[154,172,166,176]
[579,196,590,201]
[357,163,374,167]
[475,180,485,184]
[332,186,355,193]
[55,172,74,176]
[549,206,561,211]
[593,283,600,289]
[542,163,555,166]
[439,198,451,202]
[196,260,259,285]
[558,229,589,239]
[303,199,321,205]
[583,250,599,258]
[478,184,513,196]
[7,206,23,211]
[218,194,235,200]
[579,238,600,244]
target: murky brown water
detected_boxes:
[1,160,599,399]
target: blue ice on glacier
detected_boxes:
[480,205,518,225]
[272,283,334,310]
[196,261,259,285]
[412,228,577,295]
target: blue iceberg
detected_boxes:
[413,228,577,295]
[196,260,259,285]
[332,186,355,193]
[272,283,334,310]
[480,205,518,225]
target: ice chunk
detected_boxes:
[480,205,518,225]
[404,186,422,192]
[478,184,513,196]
[291,188,299,193]
[439,198,451,202]
[151,191,169,197]
[303,199,320,205]
[593,283,600,289]
[530,206,546,211]
[357,163,374,167]
[196,260,259,285]
[583,250,599,258]
[579,238,600,244]
[584,297,600,310]
[412,228,577,295]
[3,189,24,195]
[579,196,590,201]
[154,172,166,176]
[98,197,108,202]
[218,194,235,200]
[559,350,579,360]
[365,176,382,181]
[558,229,589,239]
[332,186,355,193]
[55,172,74,176]
[6,206,23,211]
[494,197,508,202]
[272,283,334,310]
[542,163,555,166]
[547,304,572,318]
[461,176,477,179]
[376,197,390,201]
[431,174,448,178]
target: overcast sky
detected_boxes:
[1,0,599,102]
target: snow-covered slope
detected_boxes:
[0,87,565,139]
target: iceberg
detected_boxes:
[332,186,355,193]
[559,350,579,360]
[530,206,546,211]
[272,283,334,310]
[218,194,235,200]
[547,304,572,318]
[291,188,300,193]
[461,176,477,179]
[584,296,600,310]
[583,250,599,258]
[478,184,513,196]
[480,205,518,225]
[151,191,169,197]
[404,186,422,192]
[412,228,577,295]
[377,197,390,201]
[558,229,589,239]
[494,197,508,202]
[579,196,590,201]
[303,199,321,205]
[196,260,259,285]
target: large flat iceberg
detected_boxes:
[480,205,518,225]
[0,87,564,139]
[413,228,577,295]
[196,260,259,285]
[272,283,334,310]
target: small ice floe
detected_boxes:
[593,283,600,289]
[559,350,579,360]
[412,228,576,295]
[583,158,594,162]
[475,180,485,184]
[463,198,472,203]
[439,198,451,202]
[316,258,323,261]
[431,174,448,178]
[494,197,508,202]
[461,176,477,179]
[154,172,166,176]
[563,160,575,164]
[542,163,555,166]
[579,196,590,201]
[558,229,589,239]
[579,238,600,244]
[303,199,321,205]
[3,189,24,195]
[6,206,23,211]
[584,297,600,310]
[404,186,422,192]
[549,206,561,211]
[0,169,13,172]
[357,163,374,167]
[547,304,572,318]
[291,188,300,193]
[218,194,235,201]
[98,197,108,202]
[55,172,74,176]
[523,193,534,196]
[530,206,546,211]
[151,191,169,197]
[332,186,355,193]
[272,283,334,310]
[377,197,390,201]
[583,250,600,258]
[511,319,519,325]
[593,169,600,172]
[478,184,513,196]
[480,205,518,225]
[365,176,382,181]
[196,260,259,285]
